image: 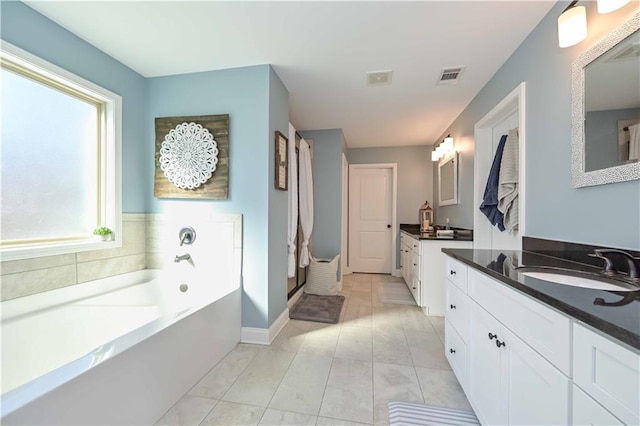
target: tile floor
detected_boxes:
[155,273,472,426]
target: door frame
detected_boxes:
[341,153,350,278]
[348,163,398,275]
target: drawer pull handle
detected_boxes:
[450,270,456,275]
[488,332,497,340]
[495,339,506,348]
[449,348,456,354]
[450,304,456,310]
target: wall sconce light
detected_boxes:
[432,134,454,162]
[558,1,588,48]
[558,0,631,48]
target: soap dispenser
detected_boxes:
[445,218,450,230]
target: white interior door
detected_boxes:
[349,166,393,273]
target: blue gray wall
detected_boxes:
[0,1,147,213]
[299,129,344,266]
[433,2,640,249]
[585,108,640,171]
[147,65,289,329]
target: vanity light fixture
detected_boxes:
[597,0,631,14]
[558,0,588,48]
[432,134,454,162]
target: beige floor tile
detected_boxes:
[258,408,317,425]
[372,328,413,366]
[335,326,373,362]
[189,345,260,399]
[316,417,372,425]
[372,306,404,331]
[201,401,265,426]
[428,315,445,341]
[319,359,374,424]
[349,274,373,283]
[343,303,373,328]
[298,323,341,357]
[370,274,403,283]
[269,352,333,415]
[222,350,295,407]
[373,363,423,424]
[352,280,372,292]
[404,330,451,370]
[348,290,373,307]
[415,367,473,411]
[154,395,217,426]
[399,307,435,332]
[269,320,312,353]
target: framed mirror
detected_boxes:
[571,12,640,188]
[438,152,458,206]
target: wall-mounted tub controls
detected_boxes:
[179,226,196,246]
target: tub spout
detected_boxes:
[174,253,191,263]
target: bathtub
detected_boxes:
[1,268,241,425]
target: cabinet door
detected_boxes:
[573,385,623,426]
[410,251,421,305]
[501,327,570,425]
[468,300,505,425]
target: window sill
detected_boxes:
[1,237,123,262]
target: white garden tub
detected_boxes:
[1,268,241,425]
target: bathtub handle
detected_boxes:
[179,227,196,246]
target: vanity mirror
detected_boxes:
[571,12,640,188]
[438,152,458,206]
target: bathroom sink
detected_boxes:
[518,269,639,292]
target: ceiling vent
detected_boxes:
[366,70,393,86]
[438,66,465,85]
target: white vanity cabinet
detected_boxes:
[443,254,640,426]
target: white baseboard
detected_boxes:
[392,268,401,277]
[240,308,289,345]
[287,287,304,310]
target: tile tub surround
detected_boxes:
[442,248,640,350]
[156,273,471,426]
[0,214,146,301]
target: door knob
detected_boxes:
[387,224,391,228]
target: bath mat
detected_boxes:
[289,293,345,324]
[388,401,480,426]
[378,282,417,305]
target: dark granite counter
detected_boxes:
[442,248,640,350]
[400,224,473,241]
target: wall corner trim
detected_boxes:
[240,308,289,345]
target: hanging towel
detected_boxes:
[498,128,519,233]
[479,134,507,231]
[287,124,298,278]
[298,138,314,268]
[629,123,640,162]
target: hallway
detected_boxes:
[156,273,471,425]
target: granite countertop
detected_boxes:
[442,248,640,350]
[400,224,473,241]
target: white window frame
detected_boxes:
[0,40,122,261]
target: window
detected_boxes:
[1,41,121,260]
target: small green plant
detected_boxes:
[93,226,113,236]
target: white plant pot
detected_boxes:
[95,234,111,241]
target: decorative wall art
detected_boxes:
[154,114,229,199]
[275,131,288,190]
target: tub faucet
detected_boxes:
[174,253,191,263]
[592,249,640,280]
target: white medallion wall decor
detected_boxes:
[154,115,229,200]
[159,122,219,189]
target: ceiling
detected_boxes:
[25,1,555,148]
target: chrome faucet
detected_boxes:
[591,249,640,280]
[174,253,191,263]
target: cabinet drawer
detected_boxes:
[573,323,639,426]
[445,280,468,342]
[572,385,623,426]
[468,268,571,375]
[445,257,467,292]
[445,319,467,390]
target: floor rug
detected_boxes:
[388,401,480,426]
[289,293,345,324]
[378,281,417,305]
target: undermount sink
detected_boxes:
[517,268,639,292]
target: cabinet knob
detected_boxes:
[412,287,416,290]
[450,270,456,275]
[449,348,456,354]
[488,332,497,340]
[387,224,391,228]
[496,339,506,348]
[450,304,456,310]
[413,263,417,266]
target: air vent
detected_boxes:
[438,66,465,85]
[366,70,393,86]
[607,42,640,62]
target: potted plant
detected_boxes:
[93,226,113,241]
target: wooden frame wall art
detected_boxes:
[154,114,229,199]
[275,131,288,190]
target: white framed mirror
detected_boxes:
[571,12,640,188]
[438,152,458,206]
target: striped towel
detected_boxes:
[497,128,519,233]
[388,401,480,426]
